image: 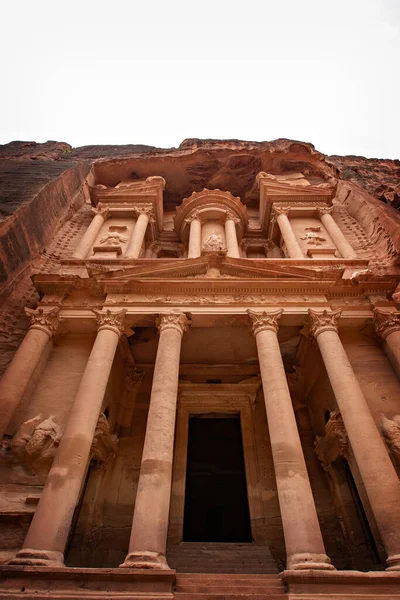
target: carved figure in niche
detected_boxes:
[202,233,226,252]
[99,225,128,246]
[10,415,62,474]
[90,413,118,469]
[301,226,326,245]
[381,414,400,465]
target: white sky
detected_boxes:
[1,0,399,158]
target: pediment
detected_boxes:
[90,256,337,283]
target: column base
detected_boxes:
[8,549,64,567]
[119,550,171,570]
[287,553,336,571]
[386,554,400,571]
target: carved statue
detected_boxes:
[202,233,226,252]
[381,414,400,463]
[300,227,326,245]
[99,226,128,246]
[10,415,62,474]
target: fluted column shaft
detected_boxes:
[318,208,357,259]
[0,308,59,441]
[248,310,334,571]
[187,216,202,258]
[309,309,400,571]
[225,215,241,258]
[374,309,400,380]
[73,208,108,259]
[275,208,304,259]
[121,312,189,570]
[125,211,150,258]
[10,310,126,567]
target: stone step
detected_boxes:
[175,594,286,600]
[176,585,284,594]
[167,543,279,575]
[176,575,281,580]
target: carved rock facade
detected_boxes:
[0,138,400,598]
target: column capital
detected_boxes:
[93,309,127,337]
[273,205,291,217]
[308,309,342,339]
[373,308,400,340]
[93,204,110,219]
[317,206,334,217]
[225,210,240,225]
[156,312,190,336]
[25,307,60,338]
[247,309,283,336]
[134,205,153,218]
[184,210,201,225]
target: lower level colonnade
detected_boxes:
[5,308,400,572]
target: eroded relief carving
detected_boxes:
[99,226,128,246]
[381,414,400,464]
[202,233,226,252]
[314,411,348,471]
[90,413,118,468]
[10,415,62,474]
[300,227,327,246]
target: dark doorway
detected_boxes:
[183,415,252,542]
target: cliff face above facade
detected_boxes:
[0,138,399,291]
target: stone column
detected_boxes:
[308,309,400,571]
[248,309,334,571]
[125,208,152,258]
[274,207,304,259]
[120,311,190,570]
[224,212,241,258]
[186,212,202,259]
[73,206,109,259]
[0,307,60,441]
[318,207,357,259]
[10,309,126,567]
[373,309,400,381]
[145,242,157,258]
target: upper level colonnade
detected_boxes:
[1,305,400,572]
[69,172,362,262]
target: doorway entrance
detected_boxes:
[183,415,252,542]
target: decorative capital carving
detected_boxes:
[156,311,190,336]
[225,210,240,225]
[93,204,110,219]
[273,205,291,217]
[93,309,127,336]
[373,308,400,340]
[317,206,333,217]
[308,309,342,339]
[25,307,60,338]
[247,309,283,336]
[135,205,153,218]
[184,210,201,225]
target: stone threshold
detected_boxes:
[0,566,175,599]
[282,569,400,597]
